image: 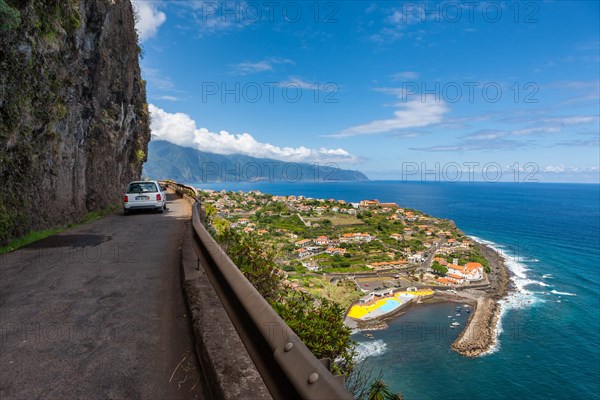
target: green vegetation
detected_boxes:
[0,193,28,246]
[440,247,490,273]
[262,214,306,235]
[143,139,369,182]
[469,246,491,273]
[300,277,362,310]
[197,189,481,282]
[0,204,118,255]
[0,226,64,255]
[0,0,90,244]
[135,149,146,163]
[272,293,355,373]
[0,0,20,31]
[199,189,488,397]
[431,261,448,275]
[1,0,149,245]
[366,379,404,400]
[218,228,283,302]
[207,213,355,374]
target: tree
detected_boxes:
[204,204,218,221]
[272,291,355,374]
[212,223,355,374]
[367,379,404,400]
[431,261,448,275]
[217,229,283,302]
[211,217,230,237]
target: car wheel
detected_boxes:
[158,207,164,214]
[124,209,129,216]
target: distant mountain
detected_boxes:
[143,140,369,182]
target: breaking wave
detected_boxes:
[354,340,387,363]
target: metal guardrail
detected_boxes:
[165,181,354,400]
[161,181,199,199]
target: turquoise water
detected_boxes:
[378,299,401,313]
[192,181,600,399]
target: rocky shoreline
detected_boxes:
[450,241,512,357]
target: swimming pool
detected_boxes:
[378,299,401,313]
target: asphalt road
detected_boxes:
[0,193,205,399]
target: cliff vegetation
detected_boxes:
[0,0,150,244]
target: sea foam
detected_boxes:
[354,340,387,363]
[469,236,547,356]
[550,290,577,296]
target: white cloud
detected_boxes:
[155,95,181,101]
[541,116,598,125]
[544,164,567,173]
[543,165,600,173]
[184,1,254,35]
[278,77,319,90]
[230,57,294,75]
[148,104,359,163]
[232,61,273,74]
[132,0,166,42]
[148,105,196,147]
[386,7,425,25]
[373,87,407,97]
[511,126,561,136]
[142,67,175,90]
[333,95,449,137]
[464,130,509,141]
[391,71,419,80]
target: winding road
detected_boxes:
[0,193,205,399]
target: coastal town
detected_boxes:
[199,188,509,357]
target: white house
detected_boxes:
[447,262,484,281]
[315,236,330,246]
[408,252,425,263]
[295,248,311,258]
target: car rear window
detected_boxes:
[127,182,158,193]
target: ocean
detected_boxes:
[191,180,600,400]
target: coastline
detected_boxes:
[450,241,511,357]
[201,184,514,358]
[348,240,512,357]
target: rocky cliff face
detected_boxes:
[0,0,150,244]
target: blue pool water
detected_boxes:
[378,299,401,313]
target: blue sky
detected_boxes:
[133,0,599,183]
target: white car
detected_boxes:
[123,180,167,214]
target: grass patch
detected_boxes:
[299,276,362,310]
[321,265,371,274]
[0,204,118,254]
[305,214,364,226]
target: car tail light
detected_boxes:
[123,195,128,202]
[156,194,162,201]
